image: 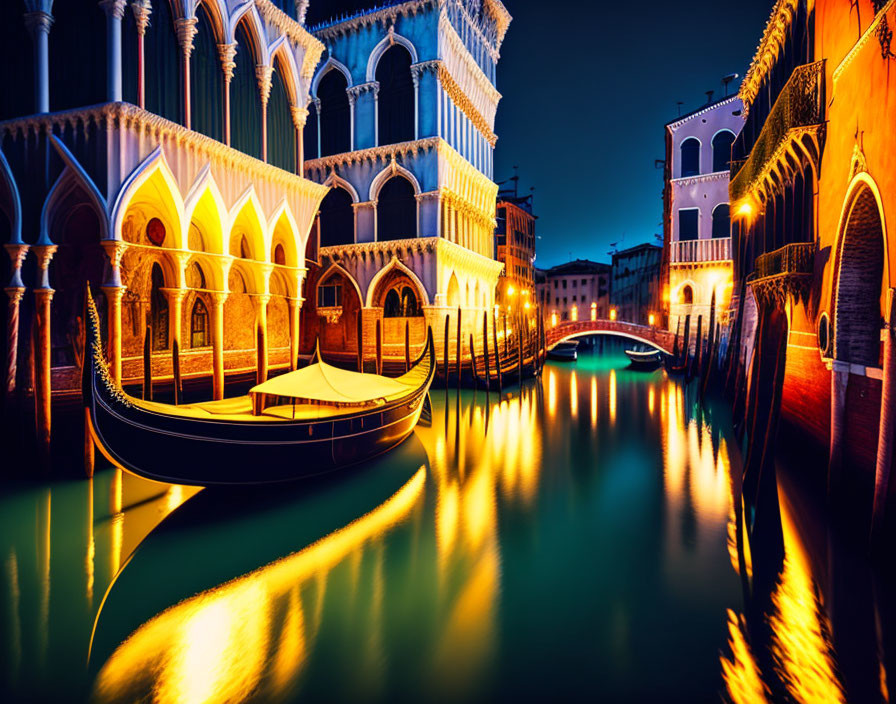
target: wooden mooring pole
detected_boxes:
[357,310,364,373]
[483,312,491,392]
[456,306,462,392]
[404,320,410,373]
[376,318,383,376]
[444,313,450,387]
[492,312,502,393]
[517,313,523,388]
[172,338,181,405]
[143,324,152,401]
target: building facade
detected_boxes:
[537,259,610,325]
[610,243,662,326]
[495,187,536,311]
[298,0,511,363]
[0,0,329,467]
[729,0,896,515]
[663,95,743,341]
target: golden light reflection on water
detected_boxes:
[609,369,617,425]
[570,371,578,418]
[591,377,598,429]
[92,468,426,704]
[720,609,770,704]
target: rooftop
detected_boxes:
[541,259,611,277]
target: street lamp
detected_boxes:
[610,308,617,321]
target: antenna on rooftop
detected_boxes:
[705,90,715,104]
[676,101,684,117]
[511,165,520,198]
[722,73,740,97]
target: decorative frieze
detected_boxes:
[304,136,441,173]
[311,0,438,39]
[437,63,497,145]
[254,0,326,82]
[438,13,501,124]
[347,81,380,99]
[740,0,800,114]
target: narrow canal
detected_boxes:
[1,341,891,702]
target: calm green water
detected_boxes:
[1,341,889,702]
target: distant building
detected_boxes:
[495,187,537,312]
[663,94,743,340]
[537,259,611,324]
[610,244,662,325]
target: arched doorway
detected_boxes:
[316,268,362,354]
[317,69,350,157]
[371,268,426,354]
[376,176,416,241]
[834,184,885,368]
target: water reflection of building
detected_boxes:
[298,0,511,365]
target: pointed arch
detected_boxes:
[44,137,109,243]
[194,0,228,44]
[229,3,268,66]
[365,256,429,308]
[0,149,23,244]
[112,146,185,248]
[270,38,301,107]
[184,167,228,255]
[322,172,360,203]
[318,262,363,304]
[269,201,300,269]
[366,31,419,82]
[369,161,421,201]
[312,57,352,97]
[446,271,461,308]
[228,186,269,262]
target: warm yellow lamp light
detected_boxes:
[571,305,578,322]
[737,200,754,218]
[507,284,516,296]
[609,308,617,321]
[550,312,557,328]
[649,313,656,326]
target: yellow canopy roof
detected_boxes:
[249,361,414,405]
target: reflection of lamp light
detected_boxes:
[571,305,578,321]
[507,284,516,296]
[522,289,529,297]
[649,313,656,326]
[609,308,617,321]
[590,302,597,321]
[524,301,531,311]
[550,312,557,328]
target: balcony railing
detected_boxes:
[753,242,815,280]
[730,60,825,200]
[671,237,731,264]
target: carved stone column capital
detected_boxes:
[174,17,198,57]
[98,0,127,20]
[130,0,152,35]
[32,244,57,289]
[5,244,29,288]
[23,10,53,38]
[256,64,273,106]
[290,105,309,130]
[217,42,237,83]
[5,287,26,305]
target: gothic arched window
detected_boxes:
[375,45,414,145]
[712,131,736,172]
[319,187,355,246]
[150,264,169,351]
[318,69,350,157]
[376,176,416,241]
[268,56,296,172]
[190,298,210,348]
[680,138,700,178]
[231,20,263,160]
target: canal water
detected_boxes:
[1,340,891,702]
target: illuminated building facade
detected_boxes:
[663,95,743,341]
[537,260,610,324]
[299,0,510,362]
[610,243,662,325]
[495,186,536,311]
[729,0,896,509]
[0,1,328,466]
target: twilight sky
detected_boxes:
[493,0,774,268]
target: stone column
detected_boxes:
[4,244,28,396]
[162,288,186,354]
[99,0,126,102]
[175,17,198,129]
[411,69,420,140]
[256,65,273,163]
[347,88,356,152]
[210,291,228,400]
[101,240,126,383]
[314,98,322,157]
[291,105,308,174]
[24,4,53,113]
[253,293,270,384]
[32,245,56,470]
[132,0,151,108]
[287,296,301,370]
[218,43,236,146]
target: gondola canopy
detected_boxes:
[250,360,414,406]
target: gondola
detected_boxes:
[625,348,663,370]
[83,290,436,486]
[547,340,579,361]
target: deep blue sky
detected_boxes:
[493,0,773,268]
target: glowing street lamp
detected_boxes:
[550,311,557,328]
[648,313,656,326]
[609,308,617,321]
[571,305,578,322]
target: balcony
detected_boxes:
[671,237,731,264]
[730,61,825,201]
[748,242,815,303]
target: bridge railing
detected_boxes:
[546,319,675,353]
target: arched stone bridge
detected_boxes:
[546,319,675,355]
